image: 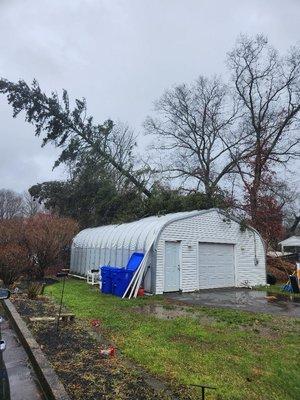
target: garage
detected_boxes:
[198,243,235,289]
[71,208,266,294]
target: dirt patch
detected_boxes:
[12,294,55,317]
[238,322,282,339]
[32,322,167,400]
[11,295,174,400]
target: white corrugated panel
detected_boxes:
[71,211,200,275]
[73,211,199,250]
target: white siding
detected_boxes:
[155,210,265,294]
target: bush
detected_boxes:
[27,282,43,299]
[25,214,79,279]
[0,243,30,286]
[0,264,20,287]
[0,214,78,285]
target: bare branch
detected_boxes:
[144,76,242,198]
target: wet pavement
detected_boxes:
[1,317,44,400]
[166,288,300,317]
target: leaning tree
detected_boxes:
[0,79,152,198]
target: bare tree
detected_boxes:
[228,34,300,226]
[144,76,251,201]
[284,191,300,236]
[104,122,138,192]
[0,189,23,219]
[287,214,300,236]
[22,191,44,217]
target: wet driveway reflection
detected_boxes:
[166,288,300,317]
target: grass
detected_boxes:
[255,284,300,298]
[45,279,300,400]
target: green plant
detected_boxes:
[40,283,46,295]
[239,219,247,232]
[27,282,43,299]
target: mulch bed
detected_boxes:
[11,294,174,400]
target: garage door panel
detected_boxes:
[198,243,235,289]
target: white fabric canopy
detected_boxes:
[279,236,300,248]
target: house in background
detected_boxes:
[70,209,266,294]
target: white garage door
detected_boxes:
[198,243,235,289]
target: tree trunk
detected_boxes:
[287,215,300,236]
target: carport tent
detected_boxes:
[279,236,300,251]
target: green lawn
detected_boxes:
[45,279,300,400]
[255,284,300,298]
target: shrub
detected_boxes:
[24,214,79,279]
[0,214,78,284]
[0,243,30,286]
[27,282,43,299]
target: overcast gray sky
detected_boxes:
[0,0,299,192]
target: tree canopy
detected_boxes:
[1,34,300,246]
[0,79,151,197]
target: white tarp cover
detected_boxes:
[279,236,300,248]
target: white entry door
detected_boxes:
[164,241,181,292]
[198,243,235,289]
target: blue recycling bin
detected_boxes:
[100,253,144,297]
[126,252,144,271]
[112,269,134,297]
[101,266,116,294]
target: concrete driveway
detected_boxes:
[166,288,300,317]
